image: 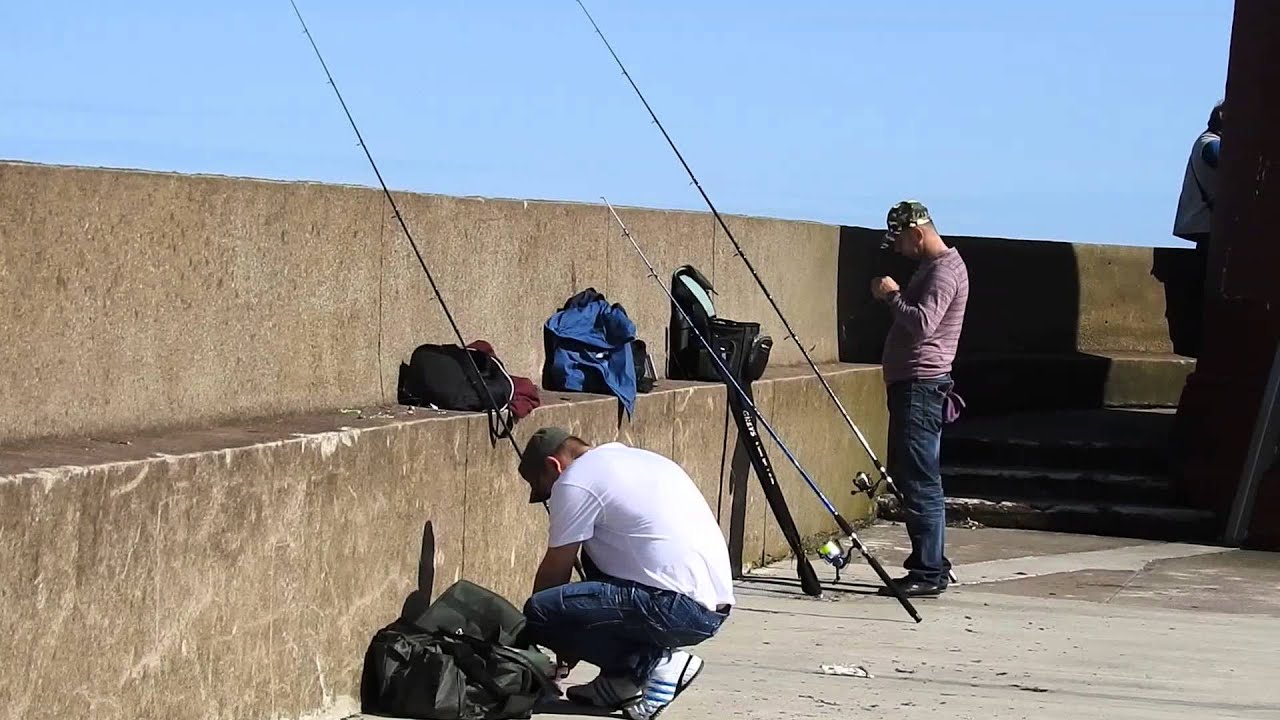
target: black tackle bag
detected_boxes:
[360,580,555,720]
[399,343,515,413]
[667,264,773,383]
[398,343,518,439]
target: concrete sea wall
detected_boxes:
[0,161,839,446]
[0,367,885,720]
[0,160,892,719]
[0,160,1197,720]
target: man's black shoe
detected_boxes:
[877,577,946,598]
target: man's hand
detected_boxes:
[871,276,900,300]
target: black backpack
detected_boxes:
[360,580,555,720]
[667,265,773,383]
[399,343,516,438]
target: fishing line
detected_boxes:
[572,0,907,507]
[603,198,922,623]
[287,0,582,579]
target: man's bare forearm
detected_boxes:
[533,564,570,594]
[531,544,579,594]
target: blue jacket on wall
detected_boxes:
[543,289,638,416]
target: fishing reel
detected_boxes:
[816,538,858,583]
[850,471,884,499]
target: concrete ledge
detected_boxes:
[951,351,1194,415]
[0,364,885,720]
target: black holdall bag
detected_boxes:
[398,343,516,437]
[360,580,556,720]
[667,265,773,384]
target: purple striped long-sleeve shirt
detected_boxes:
[881,248,969,385]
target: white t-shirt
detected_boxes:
[547,442,736,612]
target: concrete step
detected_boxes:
[941,408,1174,475]
[942,464,1177,505]
[942,435,1169,475]
[878,494,1219,544]
[949,352,1194,414]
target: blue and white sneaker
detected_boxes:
[565,673,642,709]
[625,650,705,720]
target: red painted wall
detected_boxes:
[1173,0,1280,548]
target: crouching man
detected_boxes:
[517,426,734,720]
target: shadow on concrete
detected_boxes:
[399,520,438,621]
[738,574,882,596]
[1150,244,1207,359]
[724,409,752,575]
[837,227,1132,417]
[534,700,616,717]
[731,603,913,625]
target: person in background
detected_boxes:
[1164,100,1225,357]
[1173,100,1224,246]
[870,200,970,598]
[517,426,734,720]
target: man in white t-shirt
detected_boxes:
[517,426,734,720]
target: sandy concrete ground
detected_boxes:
[523,525,1280,720]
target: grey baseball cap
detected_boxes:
[519,426,572,502]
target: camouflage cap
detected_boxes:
[886,200,932,234]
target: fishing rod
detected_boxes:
[603,198,922,624]
[572,1,905,507]
[287,0,584,580]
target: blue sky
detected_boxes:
[2,1,1233,246]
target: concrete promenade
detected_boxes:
[519,525,1280,720]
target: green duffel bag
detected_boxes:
[360,580,555,720]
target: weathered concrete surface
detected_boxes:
[973,553,1280,617]
[0,365,885,720]
[532,526,1280,720]
[0,161,840,445]
[0,411,472,720]
[1095,352,1196,407]
[0,162,384,446]
[1072,245,1187,353]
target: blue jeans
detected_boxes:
[887,375,953,585]
[523,576,728,681]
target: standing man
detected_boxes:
[1163,100,1225,357]
[1173,100,1224,246]
[870,200,969,598]
[517,426,734,720]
